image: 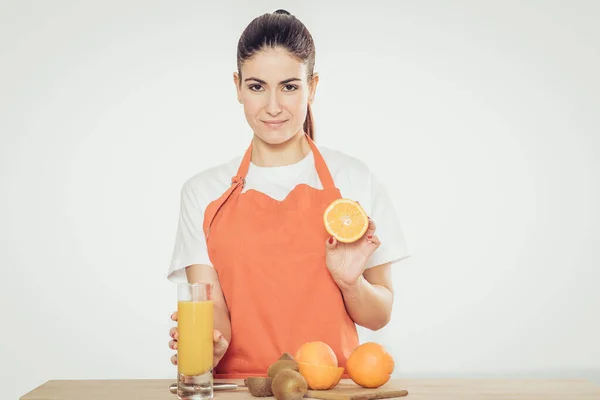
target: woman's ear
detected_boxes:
[308,73,319,104]
[233,72,242,104]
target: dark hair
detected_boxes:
[237,9,317,141]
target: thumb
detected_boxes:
[213,330,229,356]
[326,235,338,250]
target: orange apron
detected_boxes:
[202,134,359,379]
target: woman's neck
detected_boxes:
[251,132,311,167]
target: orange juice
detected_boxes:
[177,300,214,376]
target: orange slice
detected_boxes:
[297,361,344,390]
[323,199,369,243]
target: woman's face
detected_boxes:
[234,47,318,145]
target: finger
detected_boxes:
[367,234,381,248]
[365,218,376,238]
[170,311,178,321]
[170,327,178,340]
[169,339,178,350]
[171,354,178,365]
[213,330,229,366]
[213,330,228,353]
[326,235,338,249]
[214,334,229,357]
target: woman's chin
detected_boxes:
[254,130,299,146]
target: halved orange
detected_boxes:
[323,198,369,243]
[297,361,344,390]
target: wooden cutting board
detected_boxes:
[238,379,408,400]
[305,382,408,400]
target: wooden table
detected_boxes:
[20,377,600,400]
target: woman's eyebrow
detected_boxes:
[244,77,301,85]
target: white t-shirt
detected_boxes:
[167,145,410,283]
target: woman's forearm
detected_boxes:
[339,274,393,331]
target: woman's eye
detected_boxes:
[248,84,263,91]
[283,85,298,91]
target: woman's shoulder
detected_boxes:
[317,145,389,215]
[180,156,242,204]
[318,145,373,182]
[319,145,410,265]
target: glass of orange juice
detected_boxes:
[177,282,214,400]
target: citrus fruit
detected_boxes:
[297,361,344,390]
[294,341,338,367]
[346,342,394,388]
[323,198,369,243]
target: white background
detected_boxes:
[1,1,599,398]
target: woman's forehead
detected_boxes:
[241,47,308,82]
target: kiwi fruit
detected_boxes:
[245,377,274,397]
[279,352,295,361]
[267,359,299,378]
[271,369,308,400]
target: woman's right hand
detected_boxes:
[169,311,230,368]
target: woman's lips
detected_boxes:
[262,120,288,128]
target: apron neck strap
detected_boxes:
[305,134,336,191]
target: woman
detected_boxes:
[167,9,410,379]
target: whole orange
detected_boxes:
[295,341,338,367]
[346,342,394,388]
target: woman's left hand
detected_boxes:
[325,218,380,288]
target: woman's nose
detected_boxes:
[265,92,282,116]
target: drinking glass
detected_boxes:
[177,282,214,400]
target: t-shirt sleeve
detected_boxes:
[364,172,411,269]
[167,182,213,284]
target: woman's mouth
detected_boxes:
[262,120,288,129]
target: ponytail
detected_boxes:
[304,103,315,141]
